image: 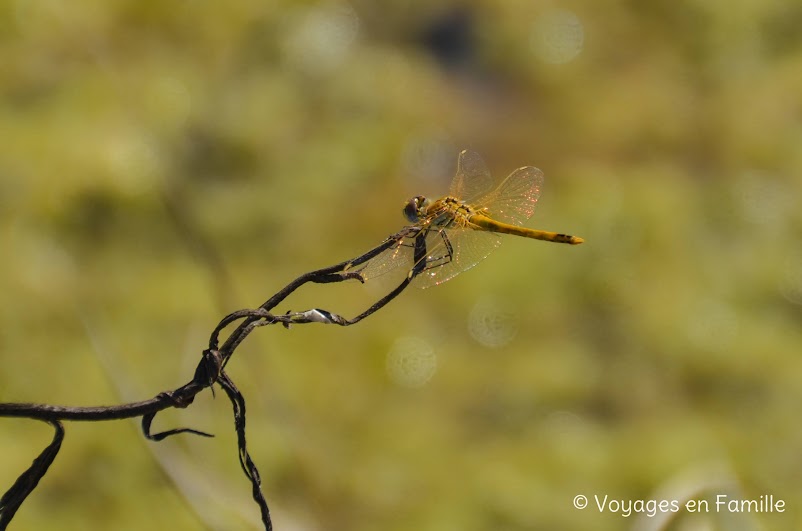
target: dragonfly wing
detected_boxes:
[413,225,502,289]
[353,225,502,290]
[348,230,419,287]
[473,166,543,226]
[449,150,495,203]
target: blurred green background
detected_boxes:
[2,1,801,530]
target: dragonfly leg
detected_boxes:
[422,229,454,270]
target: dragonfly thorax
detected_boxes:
[403,195,431,223]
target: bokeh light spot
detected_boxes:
[281,3,360,76]
[779,253,802,305]
[104,133,163,197]
[386,336,437,388]
[734,171,793,227]
[7,225,76,298]
[530,9,584,65]
[468,296,519,348]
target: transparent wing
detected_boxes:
[471,166,544,226]
[352,225,502,290]
[348,230,419,288]
[413,225,502,288]
[449,150,495,203]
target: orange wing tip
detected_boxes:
[571,236,584,245]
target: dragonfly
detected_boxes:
[346,150,583,289]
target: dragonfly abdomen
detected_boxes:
[469,214,583,245]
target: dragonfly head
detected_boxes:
[403,195,430,223]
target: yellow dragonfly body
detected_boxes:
[350,150,583,288]
[404,195,583,244]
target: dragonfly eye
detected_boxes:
[403,195,427,222]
